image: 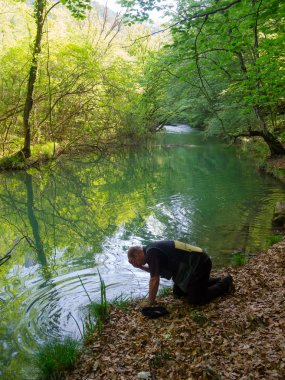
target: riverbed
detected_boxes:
[0,125,284,379]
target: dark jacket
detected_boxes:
[144,240,209,292]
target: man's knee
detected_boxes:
[187,285,208,305]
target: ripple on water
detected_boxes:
[12,262,148,353]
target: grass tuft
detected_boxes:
[157,286,172,298]
[268,234,284,246]
[231,252,248,267]
[80,271,110,338]
[35,337,79,380]
[190,309,209,326]
[111,293,132,312]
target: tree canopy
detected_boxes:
[120,0,285,156]
[0,0,284,166]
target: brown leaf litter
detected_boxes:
[65,239,285,380]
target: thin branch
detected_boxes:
[0,237,25,266]
[43,1,60,23]
[128,0,242,44]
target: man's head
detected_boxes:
[127,246,146,268]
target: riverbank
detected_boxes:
[263,156,285,183]
[65,239,285,380]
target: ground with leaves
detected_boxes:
[66,239,285,380]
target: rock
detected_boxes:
[137,371,151,379]
[272,201,285,228]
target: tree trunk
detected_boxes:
[253,106,285,157]
[25,172,47,266]
[21,0,46,159]
[261,131,285,157]
[241,130,285,157]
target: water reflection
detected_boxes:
[0,126,284,379]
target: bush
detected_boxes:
[0,155,25,170]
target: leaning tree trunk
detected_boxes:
[246,130,285,157]
[261,130,285,157]
[21,0,46,159]
[253,106,285,157]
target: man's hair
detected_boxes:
[127,246,141,259]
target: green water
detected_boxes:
[0,125,284,379]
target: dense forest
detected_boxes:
[0,0,284,167]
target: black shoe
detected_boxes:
[208,277,222,286]
[141,306,169,319]
[223,275,235,294]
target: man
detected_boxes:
[128,240,234,306]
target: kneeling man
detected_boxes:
[128,240,233,306]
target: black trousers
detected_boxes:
[173,257,228,305]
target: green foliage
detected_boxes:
[0,155,25,170]
[268,234,284,246]
[34,337,79,380]
[0,1,159,160]
[111,293,132,311]
[231,252,248,268]
[119,0,285,155]
[157,286,171,298]
[80,272,109,336]
[1,0,285,158]
[149,348,171,369]
[190,309,209,326]
[31,143,58,159]
[61,0,92,19]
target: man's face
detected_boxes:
[129,250,144,268]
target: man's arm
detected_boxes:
[149,276,160,304]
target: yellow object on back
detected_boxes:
[174,240,203,253]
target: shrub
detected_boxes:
[0,155,25,170]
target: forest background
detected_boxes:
[0,0,284,168]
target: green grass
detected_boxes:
[268,234,284,246]
[0,141,59,170]
[111,293,132,311]
[31,142,58,159]
[34,337,79,380]
[79,271,110,337]
[157,286,172,298]
[34,272,112,379]
[0,154,25,170]
[231,252,248,267]
[190,309,209,326]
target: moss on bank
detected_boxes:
[262,156,285,183]
[64,238,285,380]
[0,142,60,171]
[238,137,285,183]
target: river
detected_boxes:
[0,125,284,379]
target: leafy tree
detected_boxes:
[0,1,160,160]
[119,0,285,156]
[21,0,92,158]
